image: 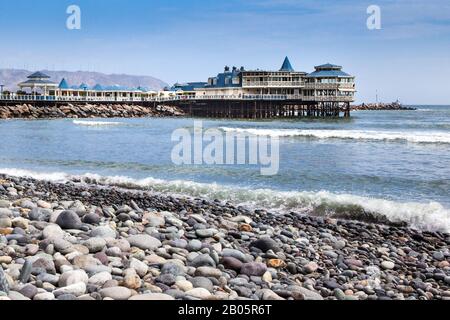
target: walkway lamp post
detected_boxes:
[0,84,4,97]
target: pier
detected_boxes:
[0,94,352,119]
[0,58,355,119]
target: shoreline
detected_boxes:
[1,174,449,300]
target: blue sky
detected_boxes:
[0,0,449,104]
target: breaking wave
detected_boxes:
[1,168,449,233]
[219,127,450,144]
[73,120,124,127]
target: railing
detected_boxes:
[303,95,354,102]
[242,81,305,88]
[304,83,355,89]
[0,93,353,103]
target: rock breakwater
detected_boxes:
[351,102,416,111]
[0,103,185,119]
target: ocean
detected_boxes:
[1,106,449,233]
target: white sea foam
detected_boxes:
[1,168,449,233]
[219,127,450,144]
[73,120,124,126]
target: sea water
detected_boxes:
[0,106,449,232]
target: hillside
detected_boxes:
[0,69,169,92]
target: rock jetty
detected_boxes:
[0,174,449,301]
[0,104,185,119]
[350,102,416,111]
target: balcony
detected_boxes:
[242,81,305,88]
[303,95,354,102]
[304,83,355,90]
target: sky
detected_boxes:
[0,0,449,104]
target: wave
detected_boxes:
[73,120,124,127]
[1,168,449,233]
[219,127,450,144]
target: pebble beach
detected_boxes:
[0,174,449,301]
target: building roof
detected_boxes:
[58,78,70,89]
[27,71,51,79]
[172,82,207,91]
[79,83,89,90]
[315,63,342,69]
[305,70,352,78]
[205,68,241,88]
[306,63,352,78]
[280,57,294,72]
[19,79,57,86]
[92,84,103,91]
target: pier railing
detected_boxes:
[0,93,354,103]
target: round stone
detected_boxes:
[185,288,212,299]
[128,234,161,250]
[90,226,116,239]
[84,237,107,253]
[83,213,101,225]
[129,293,174,300]
[191,277,214,292]
[187,239,203,252]
[240,263,267,277]
[304,262,319,273]
[99,286,132,300]
[221,257,243,271]
[55,210,82,230]
[250,238,280,253]
[59,270,89,287]
[381,261,395,270]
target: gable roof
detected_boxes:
[280,57,294,72]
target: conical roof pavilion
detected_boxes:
[27,71,51,79]
[58,78,70,89]
[280,57,294,72]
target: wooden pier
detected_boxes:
[167,99,350,119]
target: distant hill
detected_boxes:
[0,69,169,92]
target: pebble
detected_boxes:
[53,282,87,297]
[55,210,82,230]
[128,234,162,250]
[191,277,214,292]
[195,267,222,278]
[195,229,217,238]
[250,238,280,252]
[91,226,116,239]
[84,237,107,253]
[304,261,319,273]
[240,263,267,277]
[99,286,132,300]
[185,288,212,299]
[381,261,396,270]
[129,293,174,300]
